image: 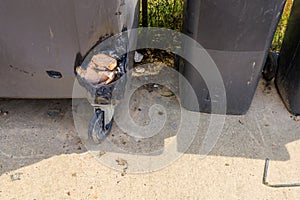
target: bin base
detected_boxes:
[180,50,267,115]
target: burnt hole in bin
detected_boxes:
[46,71,63,79]
[75,35,130,105]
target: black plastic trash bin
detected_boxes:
[276,0,300,115]
[180,0,286,115]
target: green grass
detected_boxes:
[140,0,293,51]
[272,0,293,51]
[140,0,184,31]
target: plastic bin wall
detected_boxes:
[0,0,139,98]
[276,0,300,115]
[180,0,286,115]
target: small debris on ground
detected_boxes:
[47,109,61,117]
[0,110,8,116]
[10,172,23,181]
[123,133,129,137]
[293,115,300,121]
[134,51,144,63]
[121,140,127,145]
[116,158,127,166]
[157,86,175,97]
[263,81,272,94]
[116,158,128,177]
[135,67,145,73]
[134,48,175,67]
[71,173,77,177]
[121,171,126,176]
[99,151,106,157]
[75,137,83,145]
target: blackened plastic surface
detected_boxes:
[181,0,286,114]
[276,0,300,115]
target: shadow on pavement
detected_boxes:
[1,79,300,175]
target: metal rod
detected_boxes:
[263,158,300,188]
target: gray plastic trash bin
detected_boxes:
[0,0,139,98]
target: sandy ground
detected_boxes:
[0,78,300,199]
